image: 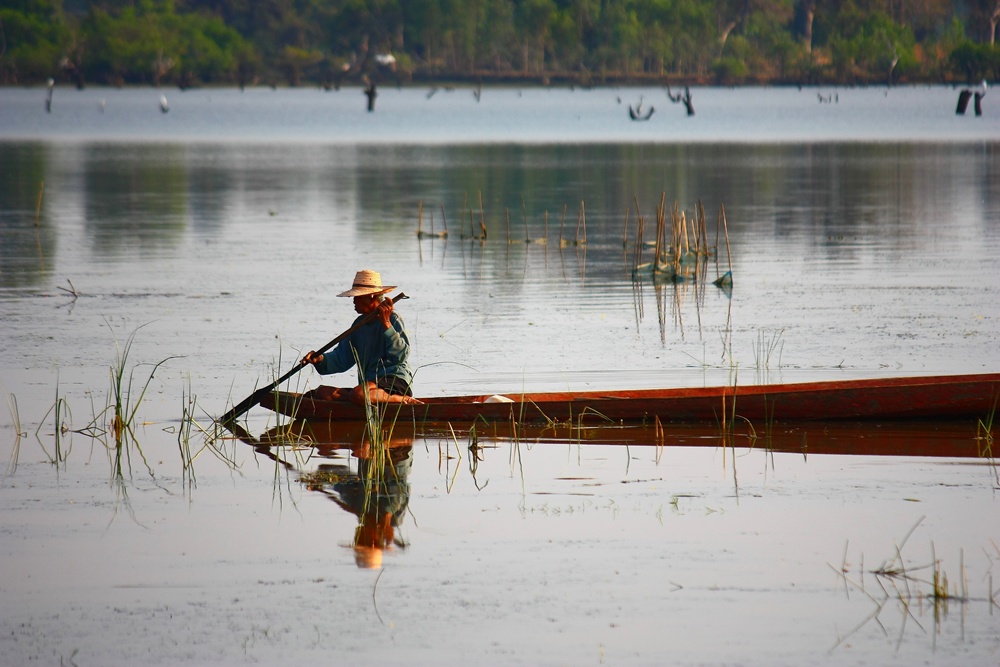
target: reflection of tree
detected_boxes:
[0,143,55,288]
[82,145,188,256]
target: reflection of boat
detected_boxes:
[258,420,414,455]
[261,373,1000,424]
[414,420,989,458]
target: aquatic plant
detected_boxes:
[66,323,179,491]
[976,393,996,458]
[5,394,26,475]
[35,380,72,466]
[175,378,238,490]
[753,328,785,372]
[827,518,996,654]
[106,324,177,477]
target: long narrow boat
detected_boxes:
[260,372,1000,424]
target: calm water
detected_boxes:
[1,86,998,666]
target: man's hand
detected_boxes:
[302,350,323,365]
[376,298,394,329]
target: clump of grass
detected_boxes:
[828,519,990,654]
[175,378,236,490]
[753,328,784,372]
[73,323,179,486]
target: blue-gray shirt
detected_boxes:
[313,311,414,387]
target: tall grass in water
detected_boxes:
[175,377,239,491]
[78,323,179,489]
[5,394,27,475]
[828,517,991,652]
[976,394,996,456]
[35,380,72,467]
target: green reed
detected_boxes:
[5,394,26,475]
[753,328,785,371]
[84,323,179,483]
[976,393,996,458]
[35,380,72,466]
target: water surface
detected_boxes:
[1,86,998,666]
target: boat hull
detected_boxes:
[259,373,1000,424]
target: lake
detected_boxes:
[1,84,998,666]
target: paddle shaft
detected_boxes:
[219,292,408,424]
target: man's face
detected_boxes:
[353,294,379,314]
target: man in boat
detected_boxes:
[301,269,420,406]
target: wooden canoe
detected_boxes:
[259,372,1000,424]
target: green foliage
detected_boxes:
[0,0,994,86]
[0,6,71,83]
[950,41,1000,82]
[829,11,916,82]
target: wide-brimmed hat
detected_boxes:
[337,269,397,297]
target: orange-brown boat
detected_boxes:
[260,372,1000,425]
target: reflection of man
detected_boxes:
[315,444,413,569]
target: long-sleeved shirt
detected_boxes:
[313,311,414,388]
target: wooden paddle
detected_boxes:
[219,292,408,424]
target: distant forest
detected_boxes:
[1,0,998,88]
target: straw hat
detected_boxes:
[337,269,396,297]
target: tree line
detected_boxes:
[1,0,998,89]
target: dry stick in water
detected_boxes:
[622,206,631,248]
[558,204,568,247]
[653,193,665,268]
[701,200,710,256]
[521,196,529,242]
[478,191,487,239]
[721,203,733,274]
[440,202,449,235]
[671,203,681,266]
[715,203,723,277]
[631,195,644,271]
[634,215,646,272]
[35,181,45,226]
[682,211,691,256]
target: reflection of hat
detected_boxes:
[355,546,384,569]
[337,269,396,297]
